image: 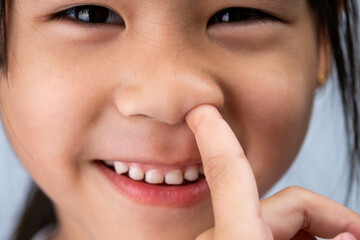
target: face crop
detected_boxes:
[0,0,327,239]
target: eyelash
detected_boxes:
[52,5,278,26]
[208,7,279,25]
[52,5,125,25]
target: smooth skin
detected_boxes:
[186,105,360,240]
[1,0,359,239]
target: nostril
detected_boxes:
[113,69,225,125]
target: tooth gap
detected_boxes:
[102,161,115,171]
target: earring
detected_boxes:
[317,71,326,87]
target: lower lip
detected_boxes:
[96,161,210,207]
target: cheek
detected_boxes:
[0,60,102,196]
[222,57,317,195]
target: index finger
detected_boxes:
[186,105,265,234]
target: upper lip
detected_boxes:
[79,107,205,167]
[85,123,201,167]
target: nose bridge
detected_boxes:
[115,47,224,124]
[131,1,200,47]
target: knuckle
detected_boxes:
[280,186,307,195]
[278,186,311,205]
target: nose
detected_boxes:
[115,61,224,125]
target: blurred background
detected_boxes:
[1,69,359,239]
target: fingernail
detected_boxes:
[340,233,357,240]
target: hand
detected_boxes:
[185,105,360,240]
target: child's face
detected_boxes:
[1,0,327,239]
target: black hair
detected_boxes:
[309,0,360,200]
[0,0,358,239]
[11,185,56,240]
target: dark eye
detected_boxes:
[208,7,279,25]
[53,5,124,25]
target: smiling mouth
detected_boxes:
[96,160,210,207]
[99,160,205,186]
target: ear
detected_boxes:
[317,0,343,84]
[317,32,332,84]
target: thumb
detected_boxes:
[333,233,358,240]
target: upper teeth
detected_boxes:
[165,170,183,185]
[145,169,164,184]
[183,166,199,181]
[128,166,144,181]
[114,162,128,174]
[105,161,203,185]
